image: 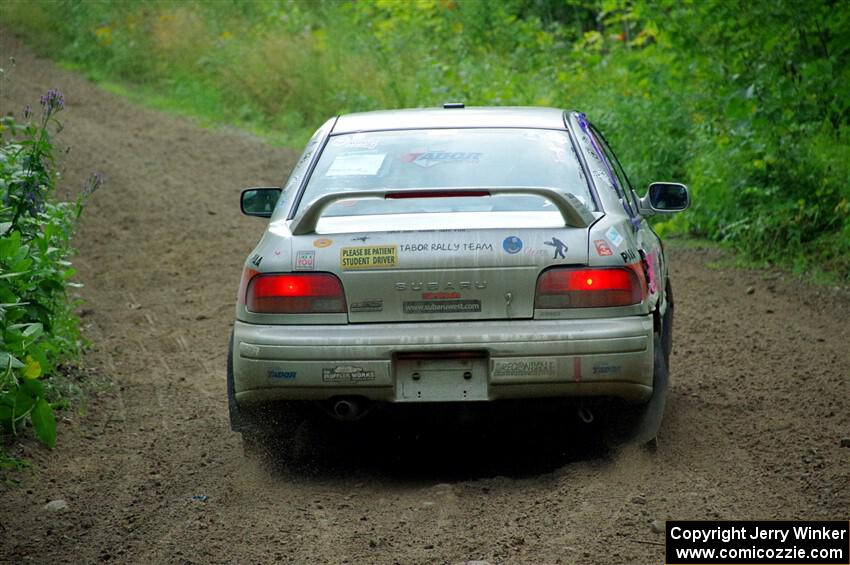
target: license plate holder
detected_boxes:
[395,357,488,401]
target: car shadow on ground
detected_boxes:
[257,401,613,483]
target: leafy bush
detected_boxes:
[1,87,99,461]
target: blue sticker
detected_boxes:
[606,226,624,248]
[503,236,523,254]
[269,370,296,380]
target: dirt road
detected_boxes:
[1,32,848,565]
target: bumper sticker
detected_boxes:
[294,250,315,270]
[605,226,624,248]
[340,245,398,269]
[322,366,376,382]
[544,237,568,259]
[592,363,621,375]
[492,360,555,378]
[594,239,613,256]
[503,236,523,254]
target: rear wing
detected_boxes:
[289,187,596,235]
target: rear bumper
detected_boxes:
[232,316,654,406]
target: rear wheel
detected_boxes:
[604,333,668,447]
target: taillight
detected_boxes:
[535,267,645,308]
[246,273,346,314]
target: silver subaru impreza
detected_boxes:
[229,105,689,455]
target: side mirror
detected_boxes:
[240,187,282,217]
[639,182,689,215]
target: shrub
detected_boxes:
[0,87,100,462]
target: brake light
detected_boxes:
[385,190,491,199]
[246,273,346,313]
[237,267,259,306]
[535,267,645,308]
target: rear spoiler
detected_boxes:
[289,187,596,235]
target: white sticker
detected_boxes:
[331,134,378,149]
[294,250,315,270]
[606,226,624,248]
[325,153,386,176]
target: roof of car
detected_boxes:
[332,106,571,134]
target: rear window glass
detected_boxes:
[295,128,593,217]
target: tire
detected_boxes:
[604,333,669,447]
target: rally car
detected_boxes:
[228,105,689,455]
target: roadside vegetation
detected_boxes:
[1,0,848,283]
[0,81,100,466]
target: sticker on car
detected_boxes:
[403,300,481,314]
[325,153,386,176]
[340,245,398,269]
[294,250,315,270]
[606,226,624,248]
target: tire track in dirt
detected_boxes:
[1,30,848,565]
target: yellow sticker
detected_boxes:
[340,245,398,270]
[313,238,333,248]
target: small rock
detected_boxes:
[631,495,647,505]
[746,287,755,295]
[650,520,665,534]
[840,438,850,448]
[424,544,434,550]
[44,499,68,512]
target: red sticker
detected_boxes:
[422,292,461,300]
[594,239,613,256]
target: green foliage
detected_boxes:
[2,0,848,280]
[0,87,98,456]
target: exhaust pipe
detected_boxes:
[331,397,367,421]
[577,406,594,424]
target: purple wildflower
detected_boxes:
[19,178,45,215]
[40,88,65,117]
[23,105,33,120]
[84,171,104,197]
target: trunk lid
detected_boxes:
[290,212,590,322]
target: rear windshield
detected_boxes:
[295,128,593,217]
